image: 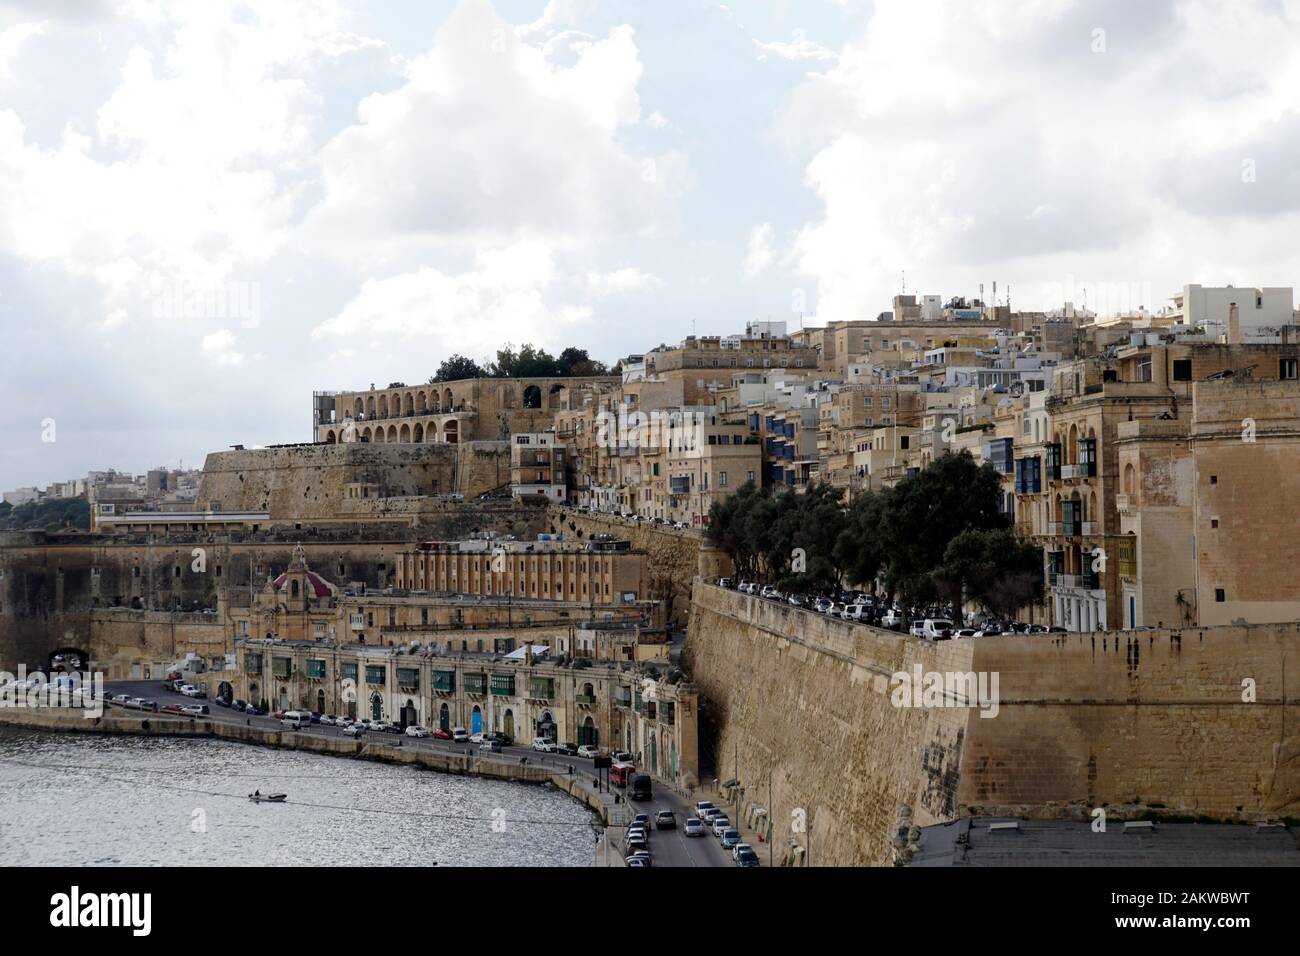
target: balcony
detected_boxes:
[1052,572,1100,591]
[575,694,597,706]
[1060,464,1080,479]
[1116,494,1135,515]
[464,675,487,696]
[614,690,632,708]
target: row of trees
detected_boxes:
[0,497,91,532]
[429,344,610,383]
[707,451,1044,620]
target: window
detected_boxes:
[1282,358,1298,380]
[719,471,728,487]
[1172,359,1192,382]
[1215,588,1226,603]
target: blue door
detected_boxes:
[471,706,483,735]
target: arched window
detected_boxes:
[523,385,542,409]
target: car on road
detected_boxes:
[577,745,600,759]
[181,704,208,717]
[335,716,354,729]
[922,618,954,641]
[711,815,732,837]
[405,725,429,738]
[432,728,453,740]
[272,709,287,720]
[160,703,183,715]
[554,742,578,756]
[613,750,634,764]
[626,854,651,868]
[178,684,197,697]
[343,723,364,737]
[760,585,783,600]
[695,800,716,818]
[214,696,231,708]
[488,731,514,746]
[734,846,760,866]
[470,731,486,744]
[531,737,557,752]
[655,810,676,829]
[281,710,310,729]
[244,704,263,716]
[232,699,247,711]
[478,740,503,754]
[632,813,650,828]
[625,826,647,846]
[624,838,648,858]
[954,628,978,639]
[881,608,904,630]
[717,577,733,589]
[683,817,706,837]
[452,727,469,742]
[787,593,808,608]
[369,721,391,733]
[721,828,742,849]
[319,714,335,726]
[110,694,131,708]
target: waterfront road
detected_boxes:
[102,681,737,868]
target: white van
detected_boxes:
[281,710,310,729]
[922,619,955,640]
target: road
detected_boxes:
[104,680,739,867]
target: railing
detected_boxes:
[1052,573,1100,591]
[1061,464,1080,479]
[1116,493,1134,515]
[575,694,597,705]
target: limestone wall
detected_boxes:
[196,441,511,521]
[685,582,1300,866]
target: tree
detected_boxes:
[935,527,1043,621]
[430,355,485,383]
[834,490,887,591]
[557,347,609,376]
[875,450,1007,609]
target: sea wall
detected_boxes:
[684,582,1300,866]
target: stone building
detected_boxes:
[510,432,567,502]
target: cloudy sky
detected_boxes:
[2,0,1299,492]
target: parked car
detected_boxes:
[281,710,310,729]
[923,619,955,641]
[111,694,131,708]
[683,817,706,837]
[432,728,453,740]
[625,838,648,857]
[787,594,808,608]
[734,847,760,867]
[244,704,263,716]
[711,815,732,837]
[452,727,469,742]
[272,710,287,720]
[160,703,183,715]
[577,744,600,759]
[717,577,734,589]
[760,585,783,600]
[232,699,247,711]
[695,800,716,819]
[214,696,231,708]
[405,725,430,738]
[343,723,364,737]
[841,604,869,622]
[554,742,578,756]
[881,608,904,630]
[613,751,634,764]
[632,813,650,829]
[479,740,503,754]
[178,684,197,697]
[721,828,742,849]
[655,809,677,829]
[469,731,486,744]
[626,852,652,867]
[319,714,335,726]
[813,597,834,614]
[181,704,209,717]
[336,716,354,729]
[488,731,514,746]
[954,628,978,639]
[531,737,557,752]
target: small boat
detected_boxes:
[248,793,287,803]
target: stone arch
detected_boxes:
[1124,462,1136,497]
[548,382,566,409]
[399,423,411,443]
[373,427,385,443]
[443,388,454,411]
[417,391,427,413]
[366,396,376,418]
[413,423,424,443]
[387,425,398,442]
[325,430,336,443]
[444,420,459,444]
[378,394,389,418]
[504,708,515,739]
[1067,423,1079,464]
[353,397,364,418]
[404,392,414,415]
[523,385,542,409]
[439,702,450,731]
[362,426,373,442]
[1089,490,1098,525]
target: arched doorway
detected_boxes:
[504,708,515,739]
[370,692,383,721]
[580,715,597,747]
[402,698,417,728]
[523,385,542,409]
[278,686,289,710]
[649,732,658,774]
[316,689,325,714]
[439,702,450,731]
[217,681,233,702]
[325,430,336,443]
[537,709,556,742]
[249,682,259,707]
[471,705,483,735]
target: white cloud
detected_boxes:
[311,242,593,359]
[782,0,1300,321]
[742,222,775,277]
[753,32,837,63]
[201,328,261,367]
[584,267,660,298]
[303,0,685,263]
[0,20,45,81]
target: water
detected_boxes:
[0,728,598,866]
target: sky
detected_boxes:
[2,0,1299,492]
